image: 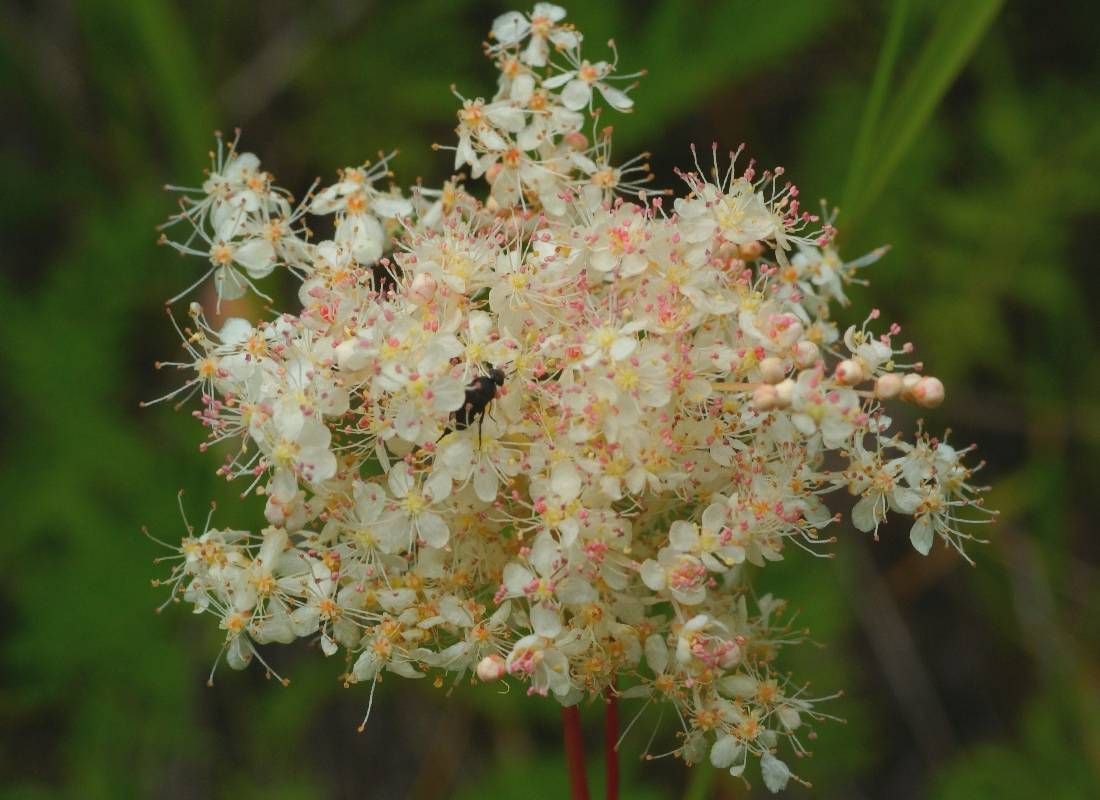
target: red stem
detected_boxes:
[604,690,620,800]
[562,705,591,800]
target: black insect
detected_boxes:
[450,367,505,445]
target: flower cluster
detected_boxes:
[150,5,992,792]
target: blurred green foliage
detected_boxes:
[2,1,1098,798]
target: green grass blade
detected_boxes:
[850,0,1004,225]
[842,0,910,216]
[125,0,214,171]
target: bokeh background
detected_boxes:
[3,1,1099,797]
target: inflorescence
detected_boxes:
[149,5,992,792]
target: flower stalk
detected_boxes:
[562,706,590,800]
[604,690,620,800]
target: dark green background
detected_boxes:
[2,1,1098,797]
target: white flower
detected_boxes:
[379,463,453,551]
[490,4,579,67]
[506,633,575,697]
[258,413,337,485]
[543,59,634,111]
[310,163,411,264]
[640,548,708,605]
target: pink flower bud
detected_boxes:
[834,359,864,386]
[900,372,922,401]
[752,384,779,411]
[874,373,902,399]
[758,357,786,385]
[719,642,742,669]
[739,241,764,259]
[476,654,506,683]
[913,376,945,408]
[774,378,794,408]
[793,340,818,368]
[563,131,589,150]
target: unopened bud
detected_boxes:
[912,376,945,408]
[774,378,794,407]
[718,642,742,669]
[900,372,922,401]
[408,272,438,305]
[758,357,785,385]
[874,373,902,400]
[738,241,764,260]
[476,654,506,683]
[563,131,588,150]
[793,340,818,368]
[834,359,865,386]
[752,384,779,411]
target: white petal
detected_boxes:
[644,634,668,674]
[910,516,934,555]
[710,735,741,769]
[438,436,474,476]
[503,563,535,595]
[309,184,343,214]
[778,706,802,731]
[474,466,499,503]
[522,35,549,67]
[542,71,576,90]
[609,335,637,361]
[550,461,582,502]
[218,317,252,345]
[290,605,320,636]
[424,470,452,503]
[224,152,261,181]
[372,195,413,219]
[760,753,791,793]
[214,265,248,300]
[639,560,665,591]
[417,512,450,548]
[534,3,566,22]
[394,403,421,442]
[701,502,726,533]
[531,603,561,638]
[486,104,526,132]
[669,520,698,551]
[597,83,634,111]
[560,79,591,111]
[851,494,880,533]
[556,577,595,605]
[233,239,276,277]
[304,449,336,483]
[530,533,559,577]
[510,73,536,103]
[432,378,467,413]
[387,463,413,498]
[491,11,528,44]
[719,673,758,698]
[891,486,922,514]
[226,637,253,670]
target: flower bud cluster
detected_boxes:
[151,5,992,791]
